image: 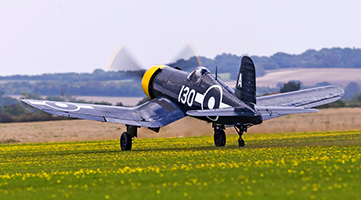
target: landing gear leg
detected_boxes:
[120,125,138,151]
[213,124,226,147]
[234,124,247,147]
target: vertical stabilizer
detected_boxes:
[234,56,256,104]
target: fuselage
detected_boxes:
[142,65,262,126]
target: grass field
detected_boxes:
[1,130,361,199]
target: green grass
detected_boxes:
[0,130,361,199]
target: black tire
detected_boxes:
[238,138,245,147]
[120,132,132,151]
[214,128,226,147]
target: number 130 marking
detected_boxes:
[178,85,196,107]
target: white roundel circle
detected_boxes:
[55,103,69,108]
[208,97,215,109]
[44,101,80,112]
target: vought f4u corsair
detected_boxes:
[22,56,344,150]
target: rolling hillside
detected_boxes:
[226,68,361,88]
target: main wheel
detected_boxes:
[120,132,132,151]
[238,138,245,147]
[214,128,226,147]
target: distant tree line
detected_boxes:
[1,47,360,83]
[169,47,361,79]
[168,54,267,79]
[0,69,145,82]
[0,103,69,123]
[1,47,361,97]
[0,80,145,97]
[262,48,361,69]
[0,92,67,123]
[0,92,116,123]
[279,81,301,93]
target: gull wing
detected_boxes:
[257,85,344,108]
[21,97,185,128]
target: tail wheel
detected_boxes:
[214,128,226,147]
[120,132,132,151]
[238,138,245,147]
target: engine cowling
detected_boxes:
[141,66,188,100]
[141,65,168,99]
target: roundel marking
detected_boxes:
[55,103,68,108]
[45,101,80,112]
[208,97,215,109]
[201,85,223,121]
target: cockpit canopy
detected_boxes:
[187,66,210,83]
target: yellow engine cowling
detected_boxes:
[141,65,168,99]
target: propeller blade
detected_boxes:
[106,43,204,82]
[168,43,203,72]
[107,45,144,72]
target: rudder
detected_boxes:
[234,56,256,104]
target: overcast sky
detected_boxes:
[1,0,360,76]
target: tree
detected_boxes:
[280,81,301,93]
[46,96,63,101]
[0,90,18,106]
[0,113,13,123]
[3,104,25,116]
[317,99,345,108]
[136,97,150,106]
[315,81,331,87]
[344,82,360,101]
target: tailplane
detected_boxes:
[234,56,256,104]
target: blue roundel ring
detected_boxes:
[201,85,223,121]
[202,87,221,110]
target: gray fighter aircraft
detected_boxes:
[21,56,344,150]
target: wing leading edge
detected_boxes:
[21,97,185,128]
